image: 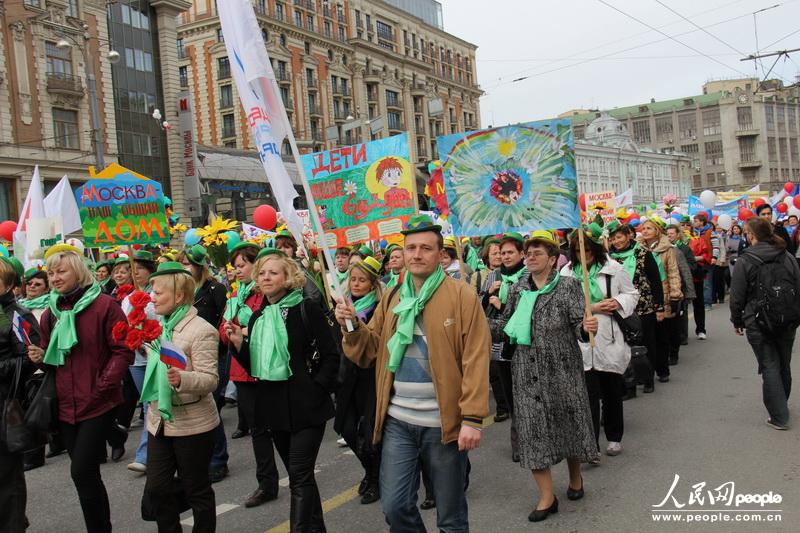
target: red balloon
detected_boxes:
[578,193,586,211]
[777,202,788,214]
[629,213,640,221]
[752,198,766,207]
[738,208,753,220]
[132,244,142,250]
[793,196,800,210]
[253,205,277,230]
[784,182,795,194]
[0,220,17,242]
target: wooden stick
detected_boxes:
[453,236,467,282]
[128,245,139,291]
[577,228,596,347]
[316,249,334,310]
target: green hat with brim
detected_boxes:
[149,261,192,281]
[354,256,382,279]
[401,214,441,236]
[114,256,131,266]
[255,247,287,261]
[230,242,261,254]
[525,230,559,249]
[184,244,208,266]
[500,232,525,245]
[1,256,24,282]
[24,267,45,281]
[357,245,373,258]
[570,223,605,245]
[606,220,623,235]
[275,229,295,242]
[133,250,155,263]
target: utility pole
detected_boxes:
[740,48,800,90]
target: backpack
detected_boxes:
[750,254,800,333]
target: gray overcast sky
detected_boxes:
[438,0,800,127]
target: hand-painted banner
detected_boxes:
[584,190,617,223]
[241,223,276,241]
[437,120,579,236]
[74,164,170,246]
[300,134,415,248]
[688,195,746,219]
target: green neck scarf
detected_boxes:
[20,293,50,310]
[337,269,349,284]
[352,291,378,314]
[140,305,190,421]
[386,270,400,288]
[249,289,304,381]
[651,252,667,281]
[610,243,638,281]
[499,266,527,305]
[43,283,103,366]
[503,272,561,346]
[386,266,446,372]
[572,262,604,303]
[223,280,254,326]
[465,246,484,271]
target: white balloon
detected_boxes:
[699,190,717,209]
[65,238,85,253]
[717,214,733,230]
[789,206,800,218]
[784,196,794,205]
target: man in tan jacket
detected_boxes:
[335,214,490,532]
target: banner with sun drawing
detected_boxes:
[436,120,579,236]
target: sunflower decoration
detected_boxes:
[168,222,188,236]
[195,217,239,268]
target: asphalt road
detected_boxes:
[25,305,799,532]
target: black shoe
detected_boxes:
[668,356,678,366]
[24,461,45,472]
[420,497,435,510]
[528,497,558,522]
[512,451,520,463]
[361,484,380,504]
[680,339,688,346]
[622,389,637,401]
[658,375,670,383]
[494,411,510,422]
[358,475,369,495]
[567,478,584,501]
[46,447,66,459]
[231,429,250,439]
[209,465,229,484]
[244,488,277,508]
[643,383,655,393]
[111,445,125,462]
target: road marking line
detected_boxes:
[266,485,360,533]
[181,503,238,526]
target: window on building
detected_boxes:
[678,113,697,140]
[738,137,756,162]
[179,65,188,87]
[779,137,788,163]
[737,106,753,129]
[707,172,716,185]
[53,108,79,149]
[177,38,185,58]
[693,174,702,188]
[680,143,700,168]
[276,2,284,20]
[388,111,402,130]
[777,105,786,130]
[280,33,286,46]
[24,0,41,7]
[768,137,777,162]
[338,26,345,42]
[770,168,779,181]
[386,90,400,108]
[294,10,303,27]
[307,15,314,31]
[262,28,269,42]
[218,57,231,79]
[143,52,153,72]
[790,138,799,161]
[376,20,393,41]
[217,28,225,43]
[256,0,266,14]
[765,105,775,132]
[705,140,723,166]
[304,41,311,54]
[222,114,236,138]
[655,117,673,143]
[66,0,78,17]
[742,169,757,183]
[702,108,721,136]
[632,120,651,144]
[306,68,315,86]
[220,85,233,108]
[324,20,331,37]
[46,41,73,76]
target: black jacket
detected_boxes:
[333,300,376,436]
[233,296,339,432]
[729,242,800,343]
[194,279,227,328]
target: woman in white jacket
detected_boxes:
[561,225,639,458]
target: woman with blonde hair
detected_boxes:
[110,257,134,301]
[227,248,340,531]
[334,256,383,504]
[140,260,221,532]
[28,244,133,533]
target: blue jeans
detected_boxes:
[129,365,148,465]
[703,271,713,307]
[750,332,794,426]
[380,416,468,533]
[210,350,230,470]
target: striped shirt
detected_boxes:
[387,318,441,428]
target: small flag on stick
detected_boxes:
[159,340,187,370]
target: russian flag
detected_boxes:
[160,340,187,370]
[12,311,32,346]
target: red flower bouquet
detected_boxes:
[112,289,159,352]
[128,307,146,327]
[129,291,152,308]
[111,321,129,342]
[125,328,144,351]
[141,320,162,343]
[115,284,135,302]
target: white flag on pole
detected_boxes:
[615,188,634,207]
[17,165,46,232]
[44,175,82,234]
[217,0,303,241]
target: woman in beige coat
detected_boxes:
[639,219,683,383]
[142,261,220,533]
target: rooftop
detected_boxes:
[566,91,726,125]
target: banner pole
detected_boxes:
[577,227,595,347]
[128,245,139,291]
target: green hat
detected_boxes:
[680,215,691,223]
[255,247,287,261]
[133,250,155,263]
[114,255,131,266]
[643,216,666,231]
[606,220,624,235]
[149,261,192,280]
[500,232,525,244]
[275,229,295,241]
[571,223,605,245]
[1,256,24,282]
[384,243,402,256]
[401,214,442,236]
[354,256,382,279]
[482,237,501,248]
[230,242,260,254]
[24,267,45,281]
[184,244,208,266]
[356,245,373,258]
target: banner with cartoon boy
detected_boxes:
[300,134,416,248]
[437,120,579,236]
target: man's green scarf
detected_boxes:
[386,266,445,372]
[43,283,103,366]
[140,304,190,421]
[249,289,304,381]
[386,270,400,288]
[504,273,561,346]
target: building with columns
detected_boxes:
[0,0,118,221]
[176,0,481,220]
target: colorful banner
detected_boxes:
[584,190,618,223]
[74,164,170,246]
[300,135,415,248]
[717,190,768,203]
[437,120,579,236]
[241,223,276,241]
[688,195,745,220]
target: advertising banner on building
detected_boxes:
[436,119,579,236]
[74,164,170,246]
[299,134,416,248]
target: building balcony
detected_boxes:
[338,12,345,23]
[277,71,291,85]
[46,72,83,97]
[308,103,323,117]
[179,75,189,88]
[306,77,318,90]
[221,128,236,139]
[177,48,187,59]
[411,82,426,96]
[735,126,760,136]
[219,98,234,110]
[333,85,351,97]
[310,130,326,143]
[386,99,403,111]
[333,109,349,122]
[738,159,762,169]
[364,69,382,83]
[388,122,405,133]
[305,0,315,10]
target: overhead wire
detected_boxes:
[652,0,746,56]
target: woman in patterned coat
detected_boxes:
[490,230,599,523]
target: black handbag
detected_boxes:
[1,357,39,454]
[605,276,644,346]
[23,367,58,435]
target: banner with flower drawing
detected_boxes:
[300,134,415,248]
[436,120,579,236]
